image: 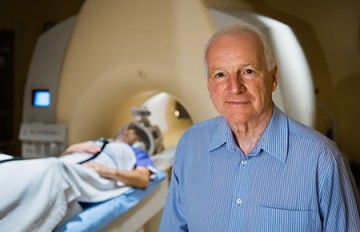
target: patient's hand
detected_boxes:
[62,142,101,156]
[83,162,151,188]
[83,162,114,179]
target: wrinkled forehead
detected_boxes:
[205,32,265,67]
[207,31,263,54]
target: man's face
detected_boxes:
[126,129,138,144]
[206,32,277,126]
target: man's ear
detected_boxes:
[271,66,278,92]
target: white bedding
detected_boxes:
[0,142,136,232]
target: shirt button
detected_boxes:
[236,198,242,205]
[241,160,247,166]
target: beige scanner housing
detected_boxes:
[21,0,315,156]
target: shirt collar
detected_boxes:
[256,106,289,163]
[208,117,232,152]
[208,106,289,163]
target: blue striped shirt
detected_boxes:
[160,106,360,231]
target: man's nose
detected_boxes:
[228,74,245,94]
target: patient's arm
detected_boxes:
[60,142,101,156]
[82,162,150,188]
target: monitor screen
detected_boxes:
[32,89,51,108]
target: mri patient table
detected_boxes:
[56,170,168,232]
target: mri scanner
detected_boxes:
[19,0,315,231]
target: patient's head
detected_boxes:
[114,128,139,145]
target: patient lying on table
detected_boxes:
[61,127,156,188]
[0,127,156,231]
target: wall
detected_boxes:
[0,0,84,154]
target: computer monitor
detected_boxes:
[32,89,51,108]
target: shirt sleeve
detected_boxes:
[319,153,360,231]
[132,147,155,169]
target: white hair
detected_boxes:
[204,20,276,72]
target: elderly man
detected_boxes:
[160,21,360,231]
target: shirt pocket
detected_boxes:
[256,206,320,232]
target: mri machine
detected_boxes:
[19,0,315,231]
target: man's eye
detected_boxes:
[243,69,259,78]
[215,72,225,78]
[245,69,253,74]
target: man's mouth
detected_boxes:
[226,100,250,105]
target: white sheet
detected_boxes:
[0,142,136,232]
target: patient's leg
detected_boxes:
[0,157,79,231]
[0,154,135,231]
